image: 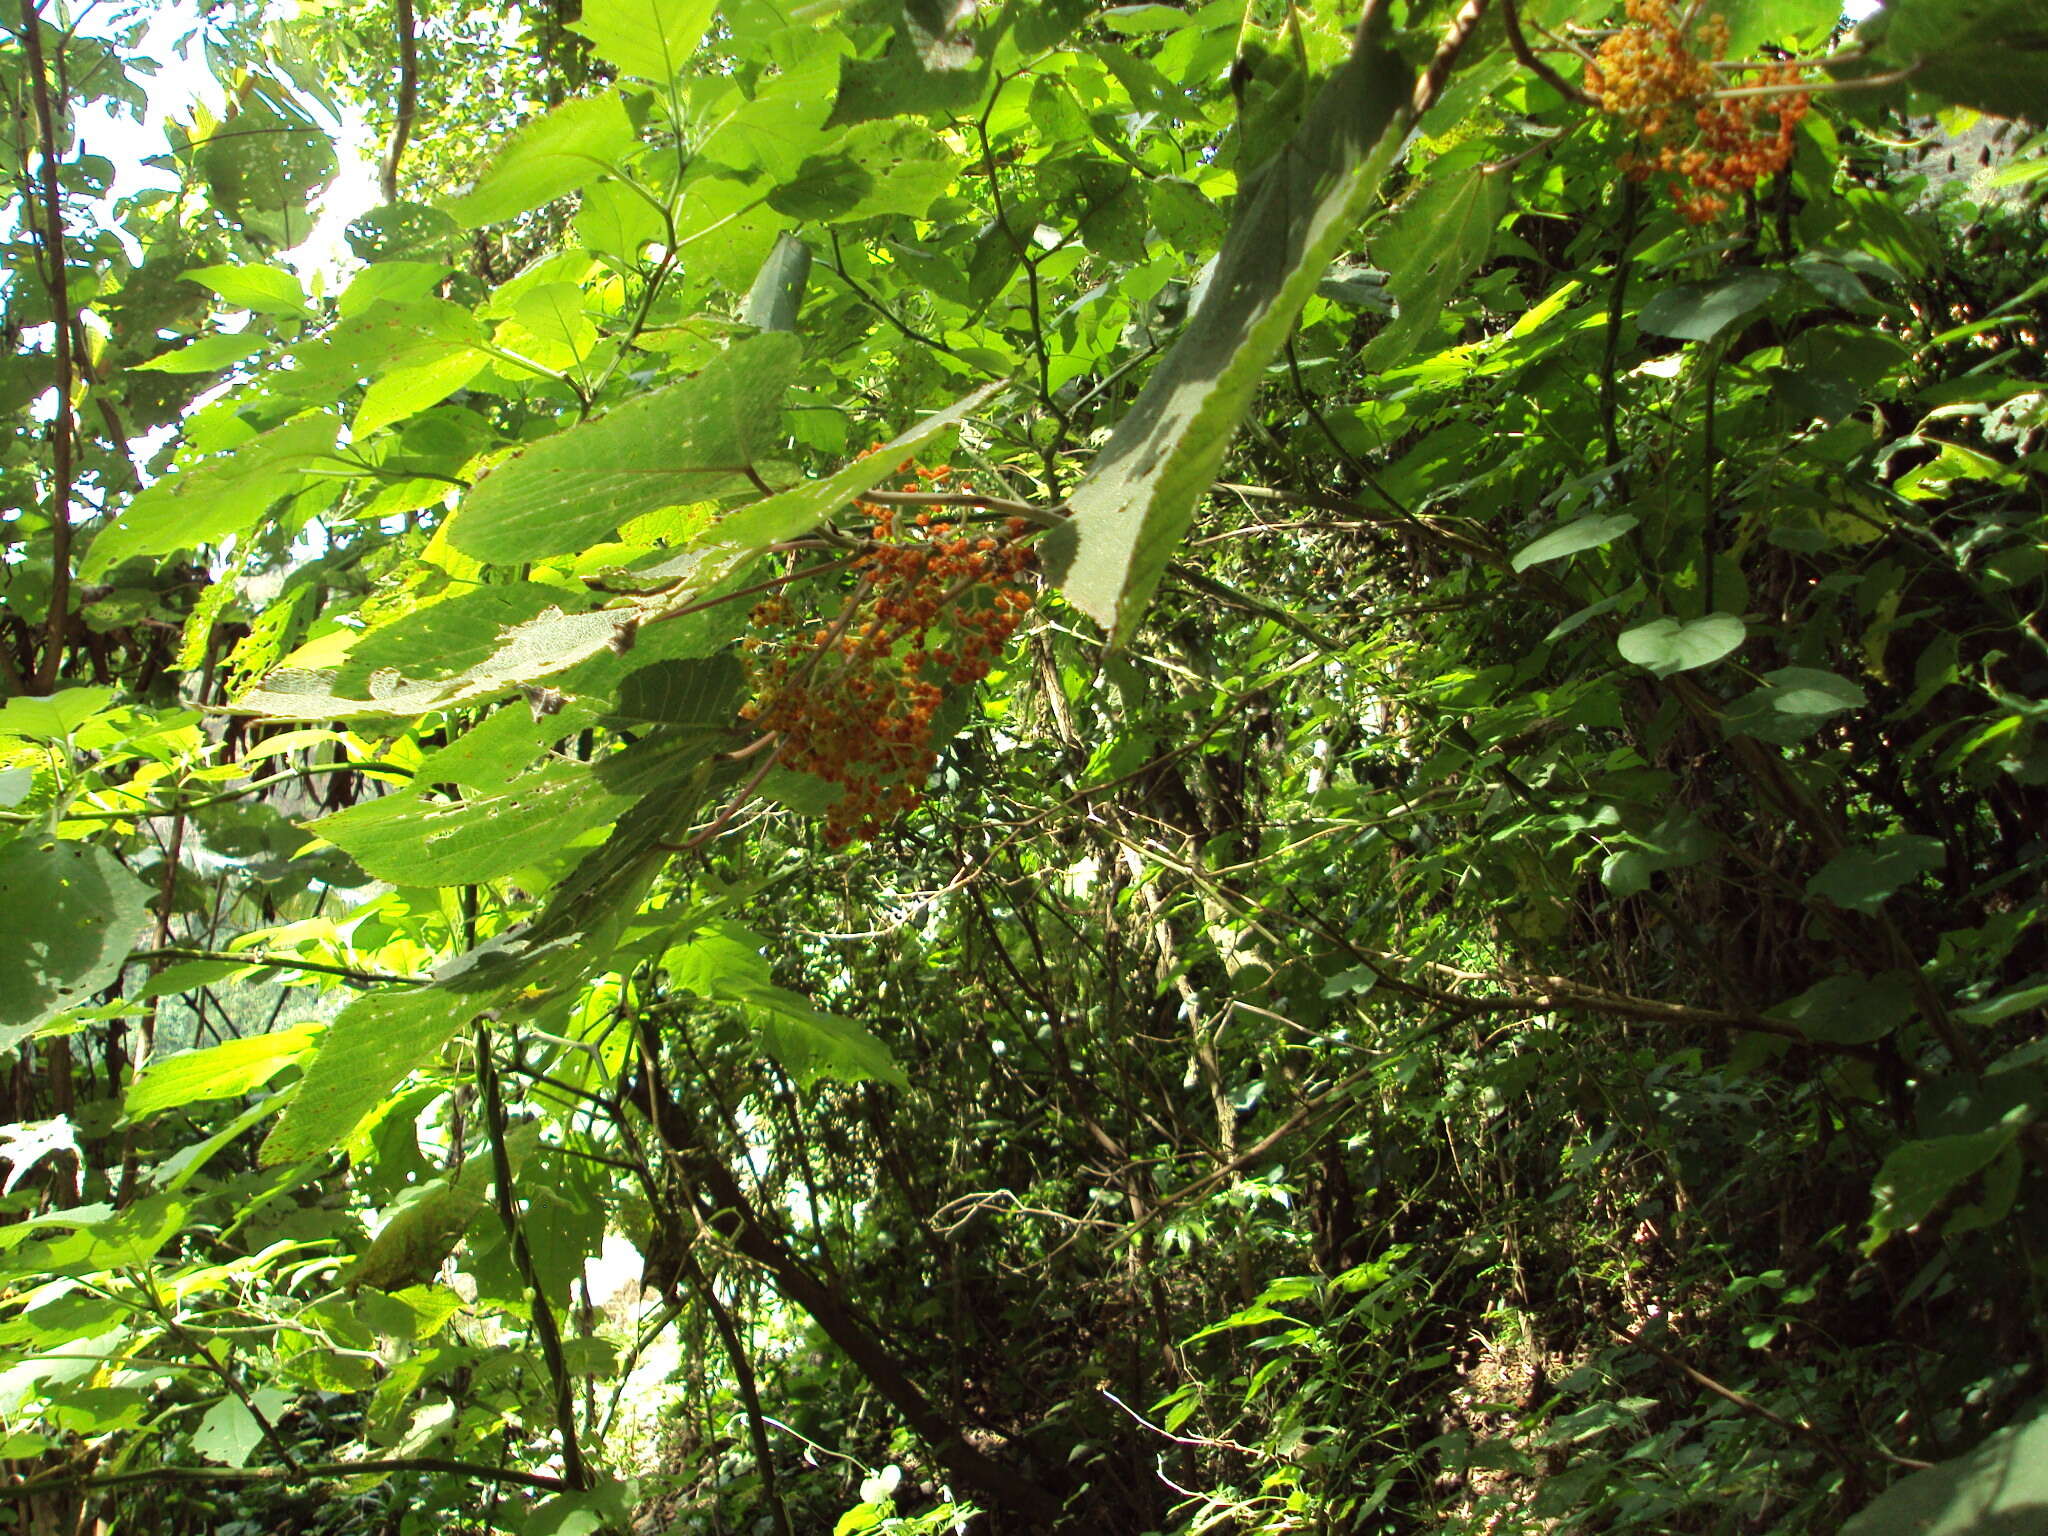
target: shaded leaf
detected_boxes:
[1840,1396,2048,1535]
[1769,971,1917,1045]
[1638,273,1780,342]
[1616,613,1746,676]
[1808,835,1945,914]
[1358,149,1509,371]
[1512,513,1637,573]
[1864,1107,2031,1250]
[0,842,153,1048]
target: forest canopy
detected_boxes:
[1,0,2045,1532]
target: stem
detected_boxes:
[380,0,419,202]
[1699,340,1724,613]
[0,1458,575,1501]
[679,1246,796,1536]
[475,1016,591,1490]
[1502,0,1592,104]
[21,0,75,693]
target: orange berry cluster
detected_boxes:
[1583,0,1810,224]
[739,464,1037,847]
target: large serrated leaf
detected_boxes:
[262,789,723,1164]
[1357,147,1509,371]
[443,94,639,229]
[1840,1398,2048,1536]
[331,583,567,698]
[448,332,801,564]
[233,606,633,720]
[1043,27,1416,638]
[1878,0,2048,122]
[308,759,641,887]
[124,1021,324,1119]
[81,416,339,578]
[568,0,716,83]
[712,380,1007,550]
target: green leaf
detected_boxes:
[1511,513,1638,573]
[182,262,310,317]
[1842,1397,2048,1535]
[1769,972,1917,1045]
[124,1021,324,1118]
[448,332,801,563]
[344,1172,492,1291]
[234,605,641,720]
[744,984,907,1090]
[0,842,153,1048]
[1808,835,1945,914]
[828,35,989,128]
[260,987,471,1165]
[193,1388,295,1467]
[129,332,268,374]
[1357,149,1509,371]
[739,232,813,333]
[1638,274,1781,342]
[1600,810,1712,898]
[1864,1107,2032,1250]
[80,415,338,578]
[1879,0,2048,121]
[1754,666,1868,717]
[712,379,1006,550]
[569,0,716,82]
[1959,981,2048,1028]
[1615,613,1746,677]
[353,346,490,438]
[0,686,114,740]
[1713,0,1842,53]
[265,790,721,1165]
[331,583,566,697]
[667,923,903,1087]
[309,759,642,887]
[444,94,638,229]
[1045,29,1417,636]
[610,656,744,726]
[768,122,956,225]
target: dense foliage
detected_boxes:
[2,0,2045,1531]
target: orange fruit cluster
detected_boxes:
[1583,0,1810,224]
[740,466,1036,847]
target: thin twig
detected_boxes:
[1502,0,1592,104]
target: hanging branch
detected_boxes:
[381,0,421,202]
[474,1016,592,1490]
[677,1244,796,1536]
[19,0,75,693]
